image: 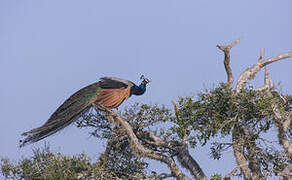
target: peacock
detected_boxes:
[20,75,150,147]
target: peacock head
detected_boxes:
[140,75,151,85]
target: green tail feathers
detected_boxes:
[20,83,101,147]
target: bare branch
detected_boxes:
[217,37,241,88]
[257,48,265,63]
[223,167,239,180]
[235,51,292,93]
[260,52,292,67]
[229,37,242,48]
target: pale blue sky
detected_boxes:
[1,0,292,178]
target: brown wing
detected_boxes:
[95,87,131,108]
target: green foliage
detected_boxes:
[123,103,174,130]
[210,173,222,180]
[1,146,114,179]
[3,83,292,179]
[257,147,290,176]
[1,145,151,179]
[174,83,276,146]
[75,104,169,179]
[97,135,149,179]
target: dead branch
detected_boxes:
[235,50,292,93]
[216,37,241,88]
[261,52,292,67]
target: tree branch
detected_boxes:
[172,101,188,146]
[255,66,274,91]
[253,58,292,176]
[241,126,263,179]
[94,104,191,180]
[172,101,207,180]
[260,52,292,67]
[159,173,174,179]
[217,38,257,179]
[235,50,292,93]
[278,164,292,179]
[258,68,292,160]
[177,148,207,180]
[232,126,252,180]
[223,166,239,180]
[216,37,241,88]
[271,104,292,159]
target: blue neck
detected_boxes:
[139,84,146,92]
[131,83,146,96]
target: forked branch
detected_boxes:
[235,50,292,93]
[216,37,241,88]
